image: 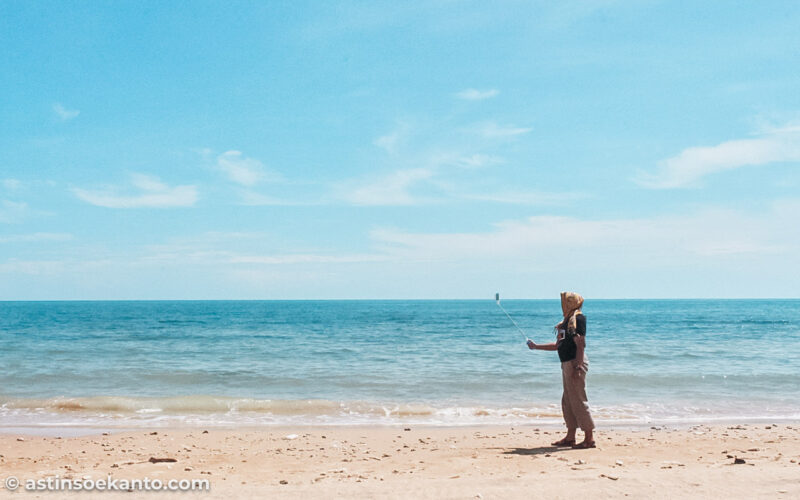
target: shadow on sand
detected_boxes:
[500,446,572,456]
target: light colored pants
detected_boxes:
[560,356,595,431]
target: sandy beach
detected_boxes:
[2,424,799,499]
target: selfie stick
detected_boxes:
[495,293,530,343]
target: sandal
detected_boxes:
[551,437,576,447]
[571,441,596,449]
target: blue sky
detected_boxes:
[1,0,799,299]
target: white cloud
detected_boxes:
[144,231,269,253]
[0,232,73,243]
[195,147,214,161]
[135,232,387,267]
[339,168,435,206]
[417,152,504,171]
[455,88,499,100]
[236,190,319,206]
[5,201,797,298]
[369,203,798,266]
[478,121,532,138]
[336,151,527,206]
[638,126,800,189]
[452,154,504,169]
[374,132,401,153]
[0,259,66,275]
[373,123,411,153]
[0,200,28,223]
[358,116,530,206]
[2,179,22,190]
[460,190,583,205]
[129,173,169,192]
[216,150,281,186]
[228,254,388,265]
[53,103,80,121]
[72,174,198,208]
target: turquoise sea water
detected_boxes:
[1,300,799,430]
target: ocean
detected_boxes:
[1,299,799,432]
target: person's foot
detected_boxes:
[571,440,596,449]
[551,437,576,446]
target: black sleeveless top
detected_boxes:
[557,314,586,362]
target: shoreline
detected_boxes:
[4,397,799,438]
[4,416,800,439]
[2,424,799,498]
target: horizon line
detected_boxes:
[1,297,798,302]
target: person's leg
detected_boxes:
[567,359,595,447]
[553,362,577,445]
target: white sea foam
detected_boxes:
[2,395,799,433]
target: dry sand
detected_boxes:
[2,424,799,499]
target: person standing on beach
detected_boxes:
[527,291,595,449]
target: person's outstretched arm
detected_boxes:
[528,339,558,351]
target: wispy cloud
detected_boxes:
[370,202,798,265]
[2,179,22,190]
[338,168,435,206]
[216,150,282,187]
[228,253,388,265]
[358,112,534,206]
[451,154,504,169]
[236,190,320,207]
[373,122,411,154]
[455,88,499,100]
[72,173,198,208]
[460,189,584,205]
[373,132,401,153]
[133,234,388,268]
[6,201,797,298]
[336,150,531,207]
[0,232,73,243]
[53,103,80,121]
[477,121,532,138]
[0,259,67,275]
[0,200,29,223]
[637,125,800,189]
